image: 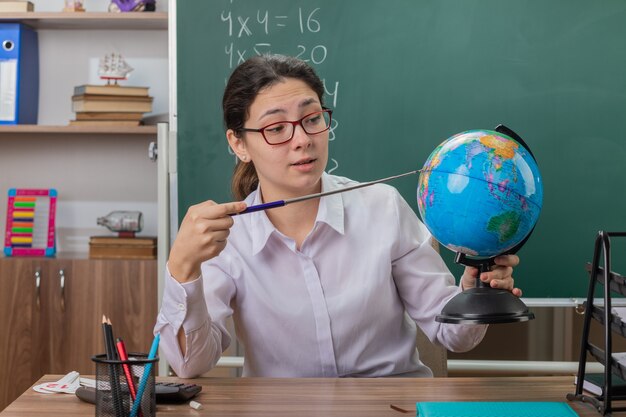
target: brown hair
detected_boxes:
[222,54,325,200]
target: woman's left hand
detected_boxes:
[460,254,522,297]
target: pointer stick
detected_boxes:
[234,169,421,216]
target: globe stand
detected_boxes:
[435,252,535,324]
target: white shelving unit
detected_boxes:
[0,11,168,253]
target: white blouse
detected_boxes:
[155,173,487,378]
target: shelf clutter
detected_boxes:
[70,84,153,127]
[574,372,626,397]
[567,231,626,416]
[63,0,84,12]
[0,1,34,12]
[89,236,156,259]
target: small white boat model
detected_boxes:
[98,53,134,83]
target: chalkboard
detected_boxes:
[176,0,626,298]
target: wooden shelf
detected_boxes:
[0,12,167,30]
[0,124,158,135]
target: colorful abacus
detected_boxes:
[4,189,57,257]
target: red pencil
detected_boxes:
[116,338,138,401]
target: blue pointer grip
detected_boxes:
[234,200,286,215]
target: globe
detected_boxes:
[417,129,543,258]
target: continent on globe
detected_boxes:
[486,210,521,243]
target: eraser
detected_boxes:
[189,400,203,410]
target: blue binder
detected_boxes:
[0,23,39,125]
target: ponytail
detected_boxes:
[231,160,259,201]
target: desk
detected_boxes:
[0,375,597,416]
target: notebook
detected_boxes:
[416,401,578,417]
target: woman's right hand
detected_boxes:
[168,200,247,282]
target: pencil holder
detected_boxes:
[92,353,158,417]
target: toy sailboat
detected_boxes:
[98,53,134,84]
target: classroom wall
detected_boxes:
[0,0,169,253]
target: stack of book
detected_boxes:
[70,84,153,127]
[89,236,157,259]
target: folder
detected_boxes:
[0,23,39,125]
[416,401,578,417]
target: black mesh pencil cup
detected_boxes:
[92,353,159,417]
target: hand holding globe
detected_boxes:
[460,254,521,296]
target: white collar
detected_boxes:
[248,172,346,255]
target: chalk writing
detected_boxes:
[295,44,327,64]
[327,158,339,174]
[221,1,343,174]
[298,8,321,33]
[328,118,339,142]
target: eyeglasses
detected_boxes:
[241,109,332,145]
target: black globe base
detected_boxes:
[436,287,535,324]
[438,251,536,324]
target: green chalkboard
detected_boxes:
[176,0,626,298]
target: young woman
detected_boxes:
[155,54,521,378]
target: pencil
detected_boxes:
[102,315,124,417]
[101,315,111,357]
[116,338,138,399]
[129,333,160,417]
[105,317,119,360]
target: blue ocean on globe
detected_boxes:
[417,129,543,257]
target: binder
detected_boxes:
[415,401,578,417]
[0,23,39,125]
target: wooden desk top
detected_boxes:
[0,375,598,417]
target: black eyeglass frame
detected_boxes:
[240,109,333,145]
